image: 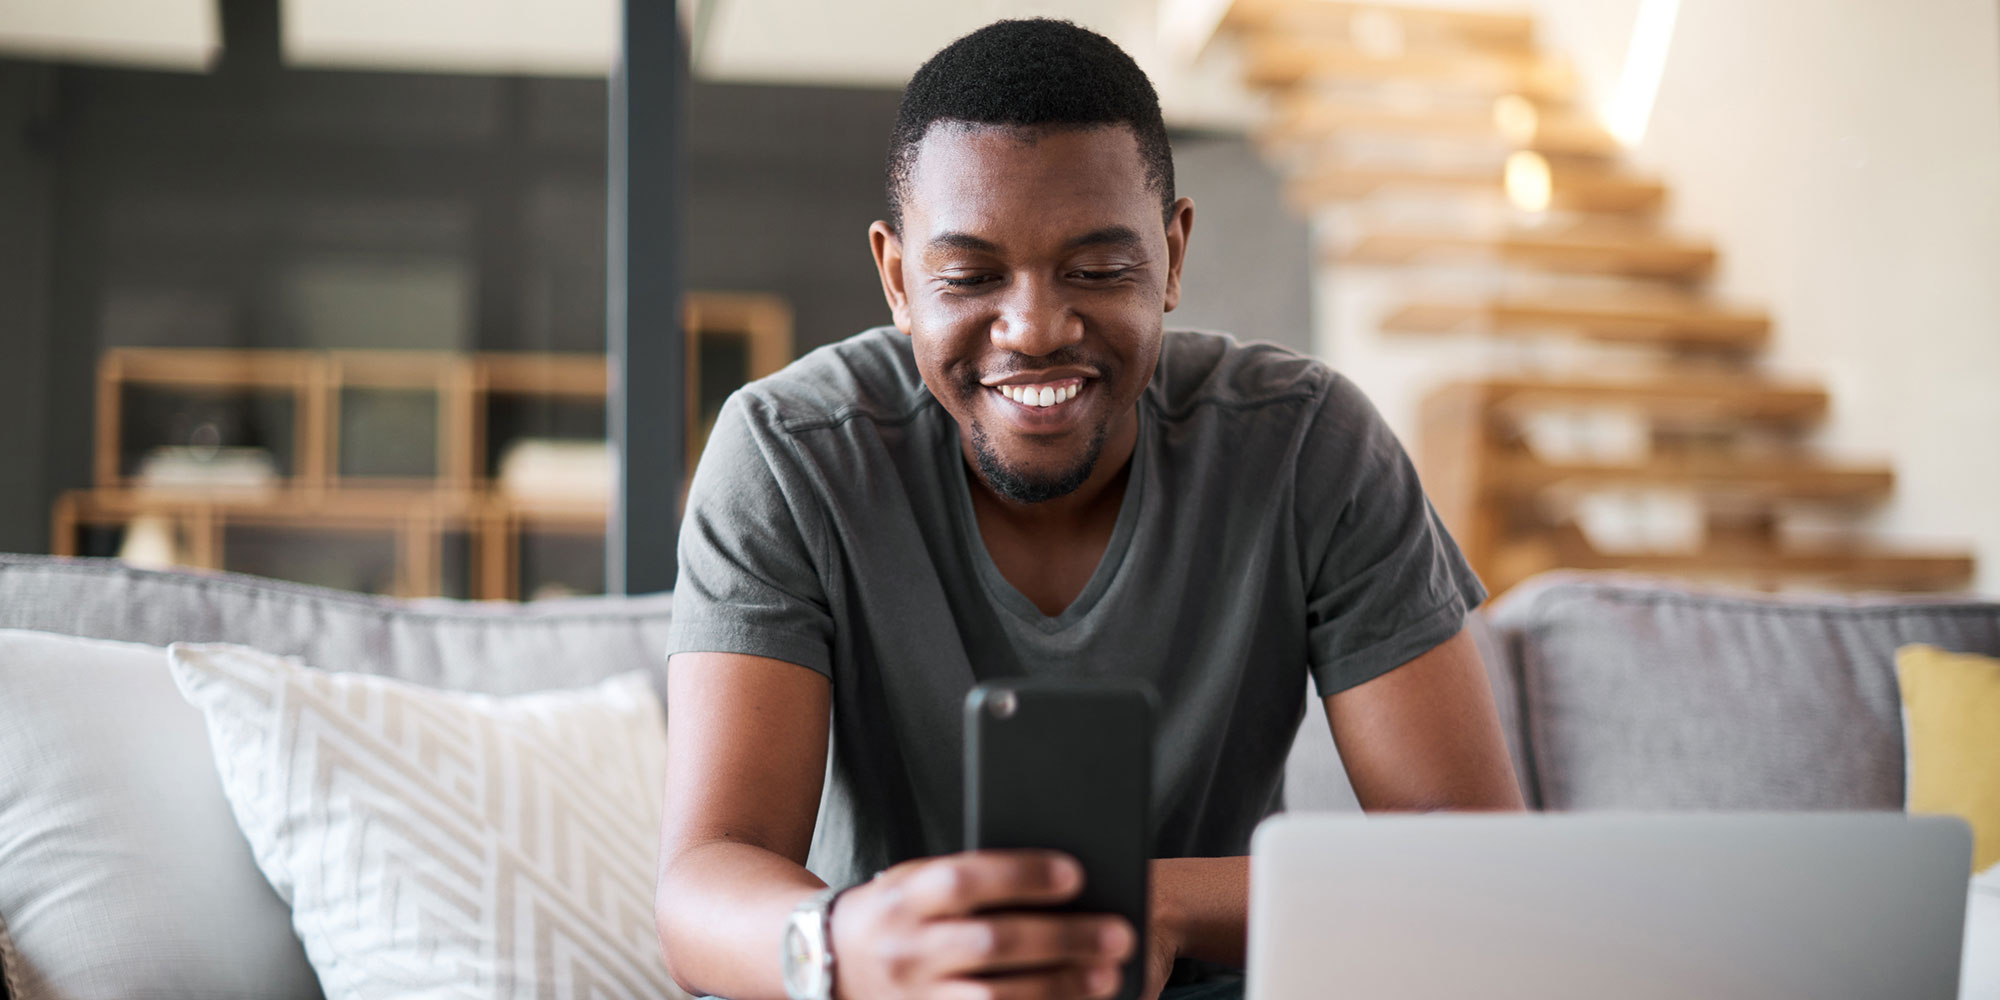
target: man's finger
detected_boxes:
[919,913,1134,978]
[895,850,1084,916]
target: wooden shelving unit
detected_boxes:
[54,292,792,599]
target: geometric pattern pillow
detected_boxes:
[166,642,690,1000]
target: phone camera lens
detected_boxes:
[989,691,1017,719]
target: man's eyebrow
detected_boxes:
[925,231,1003,255]
[923,226,1147,257]
[1063,225,1145,252]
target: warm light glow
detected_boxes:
[1493,93,1540,147]
[1158,0,1235,63]
[1505,150,1553,214]
[1609,0,1682,147]
[1348,9,1406,58]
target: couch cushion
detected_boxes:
[0,556,673,698]
[1487,573,2000,811]
[167,642,689,999]
[0,630,322,1000]
[0,556,674,1000]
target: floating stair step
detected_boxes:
[1601,548,1975,589]
[1340,229,1716,279]
[1491,524,1976,593]
[1225,0,1538,52]
[1382,298,1770,349]
[1431,376,1830,426]
[1290,165,1665,213]
[1263,100,1619,157]
[1240,36,1575,99]
[1486,454,1896,503]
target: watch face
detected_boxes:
[781,913,825,998]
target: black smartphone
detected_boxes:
[964,678,1155,1000]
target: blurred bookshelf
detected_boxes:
[53,292,792,600]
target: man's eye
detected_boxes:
[1072,269,1127,282]
[939,275,995,289]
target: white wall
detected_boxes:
[1342,0,2000,595]
[1628,0,2000,596]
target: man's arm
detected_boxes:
[656,652,1134,1000]
[1144,625,1525,987]
[656,652,834,997]
[1324,624,1525,812]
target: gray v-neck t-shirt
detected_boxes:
[666,327,1484,887]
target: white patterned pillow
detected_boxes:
[167,642,689,1000]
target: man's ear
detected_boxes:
[869,221,913,334]
[1161,196,1196,314]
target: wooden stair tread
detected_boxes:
[1340,229,1716,278]
[1240,36,1575,98]
[1490,523,1975,591]
[1383,298,1770,348]
[1225,0,1538,50]
[1433,376,1829,424]
[1263,101,1618,157]
[1549,545,1974,587]
[1291,165,1664,213]
[1487,453,1895,501]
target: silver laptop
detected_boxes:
[1248,812,1972,1000]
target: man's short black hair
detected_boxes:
[885,18,1175,233]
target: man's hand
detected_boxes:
[1136,914,1181,1000]
[829,850,1137,1000]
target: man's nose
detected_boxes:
[988,276,1083,357]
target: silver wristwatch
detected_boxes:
[780,885,843,1000]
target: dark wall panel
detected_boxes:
[0,63,54,554]
[684,82,902,355]
[1170,133,1314,356]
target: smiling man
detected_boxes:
[654,18,1523,1000]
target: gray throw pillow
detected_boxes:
[0,629,322,999]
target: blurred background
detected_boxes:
[0,0,1993,600]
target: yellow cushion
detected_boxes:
[1897,644,2000,874]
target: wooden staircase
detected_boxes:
[1210,0,1975,596]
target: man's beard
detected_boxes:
[968,417,1109,505]
[954,346,1113,504]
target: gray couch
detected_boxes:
[2,553,1995,998]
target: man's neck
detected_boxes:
[962,412,1139,617]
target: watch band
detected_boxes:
[782,885,844,1000]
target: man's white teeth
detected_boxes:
[1002,384,1080,407]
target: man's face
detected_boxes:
[870,123,1194,505]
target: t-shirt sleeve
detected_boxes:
[1297,374,1486,698]
[664,390,836,677]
